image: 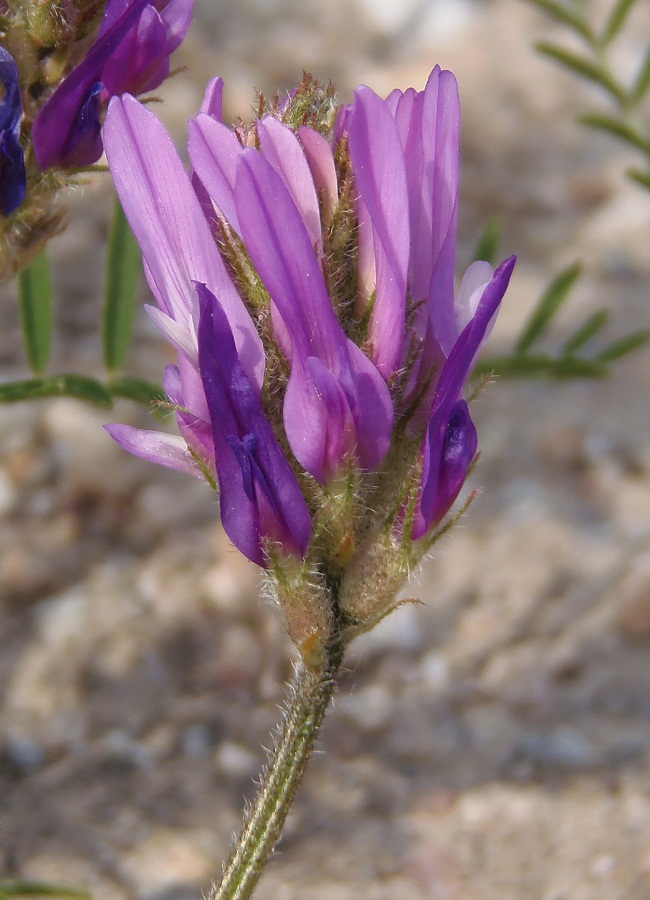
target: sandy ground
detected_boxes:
[1,0,650,897]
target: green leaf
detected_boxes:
[626,167,650,190]
[103,198,141,372]
[601,0,642,46]
[521,0,593,41]
[593,329,650,362]
[515,262,582,352]
[472,217,500,266]
[578,112,650,153]
[0,881,90,898]
[631,44,650,102]
[562,309,609,353]
[534,41,627,103]
[108,376,167,408]
[0,375,113,406]
[474,353,607,379]
[18,250,53,375]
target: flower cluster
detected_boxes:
[104,70,514,652]
[33,0,194,168]
[0,0,193,276]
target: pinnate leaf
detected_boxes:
[534,41,626,103]
[523,0,593,41]
[578,113,650,153]
[562,310,609,353]
[601,0,643,45]
[0,375,113,406]
[516,262,582,352]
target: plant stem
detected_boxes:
[209,639,344,900]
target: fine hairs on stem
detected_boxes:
[209,638,344,900]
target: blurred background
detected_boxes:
[1,0,650,897]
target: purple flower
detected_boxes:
[0,48,26,216]
[33,0,194,169]
[103,69,515,567]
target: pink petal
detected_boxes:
[104,423,201,477]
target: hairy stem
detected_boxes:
[209,639,344,900]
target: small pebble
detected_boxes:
[182,723,213,760]
[520,726,598,769]
[215,740,258,779]
[5,734,46,773]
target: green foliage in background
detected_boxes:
[0,881,90,899]
[0,199,166,410]
[471,219,649,379]
[524,0,650,189]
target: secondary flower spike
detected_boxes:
[105,70,514,587]
[33,0,194,168]
[0,48,26,217]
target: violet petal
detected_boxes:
[297,126,338,225]
[104,95,264,389]
[159,0,195,52]
[188,113,243,233]
[0,48,26,215]
[348,84,410,377]
[419,68,461,356]
[235,149,393,480]
[199,76,224,119]
[104,423,200,477]
[197,283,312,566]
[257,117,322,251]
[101,4,169,95]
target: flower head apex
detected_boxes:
[104,71,514,649]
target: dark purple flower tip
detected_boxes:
[413,255,516,539]
[0,49,23,148]
[0,127,26,216]
[412,399,477,540]
[159,0,196,53]
[56,81,104,169]
[101,4,170,96]
[101,0,195,96]
[0,48,26,216]
[196,282,312,567]
[33,0,146,168]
